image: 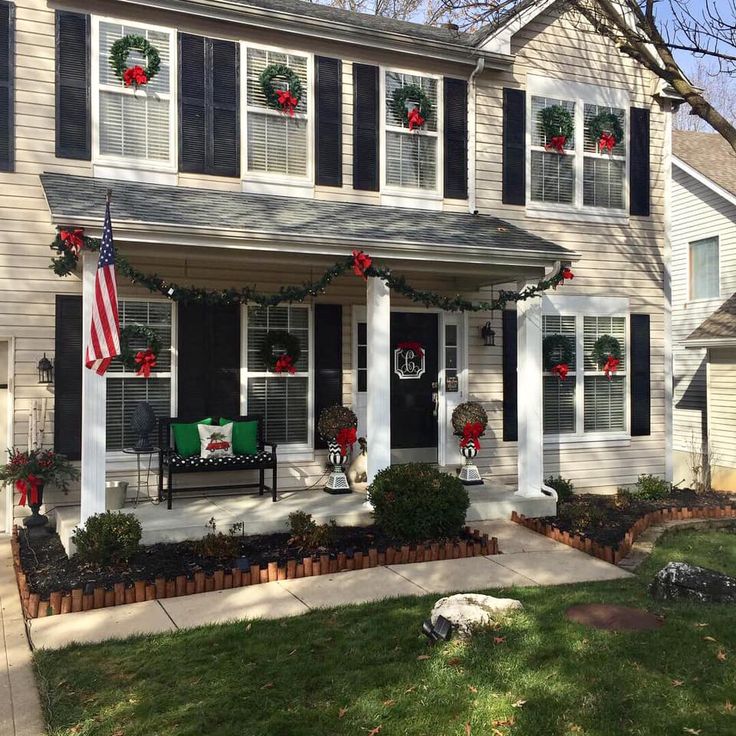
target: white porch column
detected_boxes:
[80,252,108,523]
[515,291,546,498]
[366,276,391,483]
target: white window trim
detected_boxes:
[240,41,315,189]
[687,234,721,304]
[91,16,178,174]
[541,294,631,445]
[380,65,443,200]
[526,76,629,221]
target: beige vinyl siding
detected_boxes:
[707,348,736,490]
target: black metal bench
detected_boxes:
[158,415,278,509]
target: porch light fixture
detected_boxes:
[37,354,54,384]
[481,322,496,347]
[422,615,452,644]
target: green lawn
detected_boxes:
[35,527,736,736]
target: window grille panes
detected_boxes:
[583,316,626,371]
[530,151,574,204]
[385,72,438,132]
[584,376,625,431]
[531,95,574,150]
[583,104,625,155]
[543,315,576,434]
[690,237,720,300]
[582,104,625,209]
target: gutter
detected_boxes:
[467,57,485,214]
[684,338,736,350]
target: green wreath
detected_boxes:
[543,334,574,371]
[109,35,161,86]
[540,104,574,143]
[390,83,433,129]
[591,334,622,369]
[258,330,302,372]
[259,63,303,113]
[119,324,162,372]
[588,111,624,149]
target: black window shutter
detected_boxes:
[55,11,89,161]
[630,107,650,216]
[502,88,526,206]
[316,56,342,187]
[179,34,239,177]
[0,1,14,170]
[314,304,342,449]
[630,313,651,436]
[353,63,379,191]
[54,296,83,459]
[177,303,240,419]
[443,77,468,199]
[502,310,518,441]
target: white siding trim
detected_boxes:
[674,157,736,211]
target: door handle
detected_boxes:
[431,381,439,417]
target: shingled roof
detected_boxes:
[673,130,736,201]
[686,292,736,346]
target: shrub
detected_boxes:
[367,463,470,543]
[619,474,671,501]
[558,501,608,530]
[195,517,239,561]
[72,511,142,566]
[544,474,575,503]
[287,511,336,550]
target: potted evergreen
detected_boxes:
[317,406,358,494]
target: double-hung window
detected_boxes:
[689,236,720,300]
[95,19,175,169]
[384,71,439,192]
[245,47,309,178]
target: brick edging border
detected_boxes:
[511,505,736,564]
[9,526,499,619]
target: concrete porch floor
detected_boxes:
[53,486,557,553]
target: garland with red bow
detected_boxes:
[396,341,424,358]
[336,426,357,456]
[259,63,303,116]
[16,474,41,507]
[119,324,162,377]
[390,83,433,132]
[460,421,484,450]
[109,35,161,88]
[352,249,372,280]
[591,334,623,381]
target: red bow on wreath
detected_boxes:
[407,107,425,131]
[123,65,148,87]
[275,354,297,375]
[598,132,616,153]
[545,135,567,154]
[16,474,41,507]
[134,348,157,378]
[276,89,298,116]
[460,422,484,450]
[336,426,357,456]
[352,249,372,280]
[396,341,424,358]
[603,356,620,380]
[551,363,569,381]
[60,228,85,256]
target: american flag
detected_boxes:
[84,201,120,375]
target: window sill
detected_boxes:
[242,177,314,199]
[94,163,177,186]
[380,191,443,211]
[526,204,629,225]
[684,297,722,308]
[544,433,630,449]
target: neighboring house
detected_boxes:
[0,0,674,532]
[672,130,736,491]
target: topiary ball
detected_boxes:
[317,405,358,441]
[451,402,488,436]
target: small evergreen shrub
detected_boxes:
[287,511,336,549]
[544,474,575,503]
[72,511,142,566]
[558,502,608,530]
[367,463,470,543]
[195,517,239,561]
[619,474,671,501]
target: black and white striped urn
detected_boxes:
[325,441,351,494]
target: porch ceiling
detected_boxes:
[41,173,578,271]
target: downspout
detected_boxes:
[467,57,485,214]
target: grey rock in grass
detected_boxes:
[650,561,736,603]
[430,593,523,637]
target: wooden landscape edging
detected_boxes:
[511,505,736,564]
[9,526,499,620]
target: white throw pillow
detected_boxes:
[198,423,234,459]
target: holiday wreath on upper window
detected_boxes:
[391,83,433,131]
[259,63,303,116]
[109,34,161,88]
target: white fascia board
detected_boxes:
[684,337,736,349]
[673,157,736,212]
[478,0,556,55]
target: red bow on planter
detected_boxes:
[545,135,567,154]
[336,426,357,456]
[134,348,157,378]
[407,107,425,131]
[16,474,41,507]
[60,228,85,256]
[275,354,296,375]
[396,341,424,358]
[276,89,298,116]
[352,249,372,280]
[123,65,148,87]
[598,132,616,153]
[460,422,484,449]
[603,356,620,380]
[551,363,569,381]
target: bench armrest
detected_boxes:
[265,442,278,455]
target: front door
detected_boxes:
[390,312,439,463]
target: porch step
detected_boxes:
[466,489,557,523]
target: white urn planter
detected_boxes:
[459,439,484,486]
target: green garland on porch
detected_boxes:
[50,231,575,312]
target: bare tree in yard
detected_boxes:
[674,59,736,132]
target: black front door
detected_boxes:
[390,312,439,463]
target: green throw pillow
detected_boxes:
[172,418,213,457]
[219,419,258,455]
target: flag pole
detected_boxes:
[106,188,112,205]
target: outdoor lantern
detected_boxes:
[37,354,54,384]
[422,615,452,644]
[481,321,496,347]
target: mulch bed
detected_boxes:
[566,604,663,631]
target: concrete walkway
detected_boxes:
[27,521,631,651]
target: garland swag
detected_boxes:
[109,35,161,87]
[259,63,303,116]
[390,83,433,131]
[50,232,575,313]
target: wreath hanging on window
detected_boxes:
[540,104,574,153]
[390,83,433,131]
[259,63,303,116]
[259,330,302,375]
[588,111,624,153]
[591,334,622,380]
[543,334,574,381]
[118,324,162,377]
[109,35,161,87]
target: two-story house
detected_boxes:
[0,0,673,533]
